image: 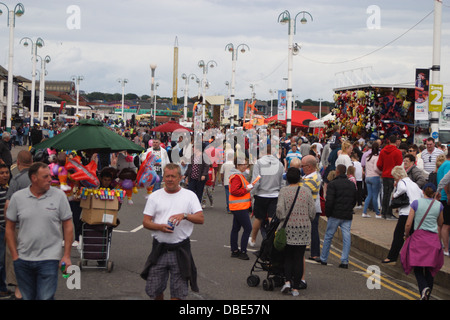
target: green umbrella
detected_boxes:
[33,119,144,153]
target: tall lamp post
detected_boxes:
[269,89,276,117]
[20,36,44,127]
[198,60,217,129]
[71,75,84,116]
[0,2,24,131]
[225,43,249,128]
[150,64,157,122]
[430,0,442,140]
[118,78,128,119]
[181,73,198,122]
[278,10,312,136]
[37,54,50,125]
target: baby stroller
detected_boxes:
[246,217,285,291]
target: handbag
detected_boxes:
[274,186,300,251]
[400,198,439,275]
[390,181,409,209]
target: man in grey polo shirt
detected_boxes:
[5,162,73,300]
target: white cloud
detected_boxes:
[0,0,448,103]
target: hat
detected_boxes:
[422,182,436,192]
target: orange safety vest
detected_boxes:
[228,174,251,211]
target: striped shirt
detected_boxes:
[421,148,444,173]
[0,185,8,227]
[299,172,321,200]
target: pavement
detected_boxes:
[9,144,450,299]
[319,209,450,299]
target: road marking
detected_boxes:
[223,245,258,253]
[327,247,420,300]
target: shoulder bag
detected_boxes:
[390,180,410,209]
[274,186,300,251]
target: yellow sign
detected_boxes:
[429,84,444,112]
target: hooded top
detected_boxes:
[376,144,403,178]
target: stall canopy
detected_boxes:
[151,120,193,132]
[33,119,145,153]
[265,110,318,127]
[308,112,336,128]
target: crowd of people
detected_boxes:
[0,118,448,300]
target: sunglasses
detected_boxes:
[408,149,415,152]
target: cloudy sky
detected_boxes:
[1,0,449,102]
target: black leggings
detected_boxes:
[283,244,306,290]
[414,267,434,295]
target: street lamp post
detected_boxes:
[269,89,276,117]
[154,82,159,124]
[37,55,50,125]
[71,75,84,116]
[318,98,323,119]
[20,36,44,127]
[225,43,249,128]
[118,78,128,119]
[150,64,157,121]
[430,0,442,140]
[278,10,312,136]
[0,2,24,131]
[198,60,217,129]
[181,73,198,122]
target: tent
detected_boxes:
[33,119,144,153]
[265,110,318,127]
[308,112,336,128]
[151,120,192,132]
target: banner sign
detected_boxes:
[414,68,429,120]
[278,90,286,121]
[429,84,444,112]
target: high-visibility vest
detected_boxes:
[228,174,251,211]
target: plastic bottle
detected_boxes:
[61,262,70,279]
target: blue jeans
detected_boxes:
[188,179,206,203]
[310,212,321,258]
[154,172,163,191]
[230,209,252,253]
[224,186,230,212]
[364,176,381,215]
[320,217,352,264]
[13,259,59,300]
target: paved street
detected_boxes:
[54,186,431,301]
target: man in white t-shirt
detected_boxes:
[141,163,204,300]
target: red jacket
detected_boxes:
[376,144,403,178]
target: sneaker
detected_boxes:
[238,252,249,260]
[248,238,256,247]
[421,287,431,300]
[375,214,382,219]
[355,205,362,209]
[386,215,398,221]
[291,289,299,297]
[339,263,348,269]
[362,213,371,218]
[444,251,449,256]
[281,282,291,294]
[72,241,79,247]
[231,250,240,258]
[202,204,206,209]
